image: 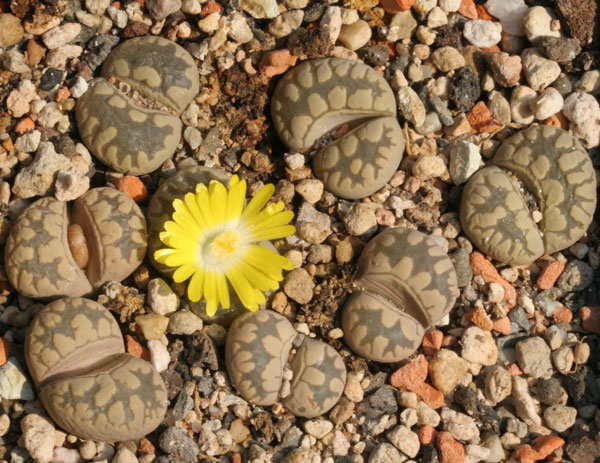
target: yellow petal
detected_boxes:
[196,184,215,225]
[173,263,197,282]
[236,259,280,291]
[241,184,275,221]
[226,266,257,310]
[163,251,195,267]
[206,298,218,317]
[187,269,205,301]
[209,181,227,224]
[252,225,296,241]
[226,176,246,221]
[216,273,230,309]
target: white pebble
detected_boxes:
[510,85,537,125]
[148,339,170,372]
[463,19,502,48]
[522,6,560,44]
[530,87,563,120]
[449,140,481,185]
[485,0,528,36]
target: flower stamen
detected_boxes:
[210,231,240,260]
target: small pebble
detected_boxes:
[168,311,203,335]
[543,405,577,433]
[386,425,420,458]
[147,278,180,315]
[515,337,552,379]
[338,19,371,51]
[20,414,55,463]
[461,326,498,365]
[463,19,502,48]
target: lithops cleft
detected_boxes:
[342,227,459,363]
[5,187,147,299]
[272,58,405,199]
[460,125,597,265]
[25,298,168,442]
[76,36,199,175]
[226,310,346,418]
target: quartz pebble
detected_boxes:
[397,86,426,127]
[441,407,479,442]
[485,365,512,403]
[512,376,542,426]
[343,203,377,235]
[147,278,180,315]
[530,87,563,120]
[563,92,600,148]
[386,425,420,458]
[368,443,403,463]
[522,6,560,44]
[0,358,34,400]
[463,20,502,48]
[461,326,498,365]
[168,311,203,335]
[388,11,418,41]
[449,141,480,185]
[429,349,469,394]
[522,48,561,91]
[20,414,55,463]
[543,404,577,432]
[515,337,553,378]
[485,0,528,36]
[510,86,536,125]
[338,19,371,50]
[412,156,446,180]
[431,46,465,73]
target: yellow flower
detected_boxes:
[154,175,295,316]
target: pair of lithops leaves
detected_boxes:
[272,58,405,200]
[342,227,459,363]
[461,125,597,266]
[226,310,347,418]
[25,298,167,442]
[76,36,199,175]
[5,187,147,299]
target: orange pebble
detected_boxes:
[482,44,502,53]
[200,0,222,17]
[543,112,569,129]
[126,334,150,360]
[422,330,444,355]
[580,306,600,334]
[436,431,465,463]
[476,4,494,20]
[533,435,565,459]
[415,382,445,409]
[470,252,517,307]
[466,306,493,331]
[536,261,565,290]
[0,338,11,368]
[259,49,298,78]
[56,86,71,101]
[231,453,243,463]
[390,354,428,391]
[419,425,436,445]
[492,316,511,335]
[466,101,503,134]
[14,117,35,134]
[513,444,538,463]
[458,0,478,19]
[507,363,523,376]
[116,175,149,203]
[553,305,573,324]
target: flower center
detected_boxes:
[209,231,240,260]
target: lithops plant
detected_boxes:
[76,36,199,175]
[5,187,147,299]
[342,227,459,363]
[460,125,597,265]
[25,298,167,442]
[226,310,346,418]
[272,58,405,199]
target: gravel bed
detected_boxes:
[0,0,599,463]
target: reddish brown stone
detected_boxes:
[390,354,428,390]
[436,431,465,463]
[420,425,436,445]
[536,261,565,290]
[458,0,478,19]
[380,0,415,14]
[470,252,517,307]
[259,49,298,78]
[580,306,600,334]
[553,305,573,323]
[492,316,511,335]
[466,306,493,331]
[422,330,444,355]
